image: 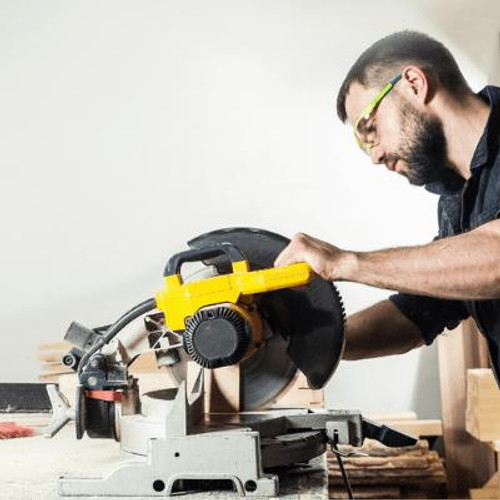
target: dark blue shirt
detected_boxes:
[389,86,500,382]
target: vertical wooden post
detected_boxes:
[204,364,241,413]
[438,319,496,497]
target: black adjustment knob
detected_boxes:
[183,307,251,368]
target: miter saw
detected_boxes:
[46,227,417,498]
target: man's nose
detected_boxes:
[369,144,385,164]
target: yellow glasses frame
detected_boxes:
[353,74,402,155]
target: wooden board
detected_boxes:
[470,488,500,499]
[466,369,500,441]
[438,319,496,497]
[329,486,401,499]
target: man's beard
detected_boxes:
[390,103,450,186]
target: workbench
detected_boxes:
[0,425,328,499]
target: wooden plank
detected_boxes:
[367,412,417,421]
[40,362,72,375]
[470,488,500,499]
[466,369,500,441]
[37,341,71,351]
[373,419,442,437]
[328,473,445,486]
[489,441,500,453]
[329,438,430,457]
[327,453,439,469]
[37,351,65,362]
[329,462,446,478]
[39,373,72,382]
[438,319,496,497]
[204,365,240,413]
[329,486,401,499]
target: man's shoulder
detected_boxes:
[478,85,500,102]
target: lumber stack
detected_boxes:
[466,368,500,442]
[38,341,179,408]
[38,342,169,381]
[328,439,446,499]
[38,341,73,382]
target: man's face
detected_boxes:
[345,81,450,186]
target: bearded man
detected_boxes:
[275,31,500,383]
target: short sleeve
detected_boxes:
[389,293,470,345]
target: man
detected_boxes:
[274,31,500,382]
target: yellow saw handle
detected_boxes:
[155,245,314,331]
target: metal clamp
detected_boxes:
[44,384,74,438]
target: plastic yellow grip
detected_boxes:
[155,261,314,331]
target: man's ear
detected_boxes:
[400,65,433,106]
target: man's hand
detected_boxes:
[274,232,353,281]
[274,221,500,300]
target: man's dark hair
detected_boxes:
[336,30,471,123]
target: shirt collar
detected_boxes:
[470,85,500,171]
[425,169,463,195]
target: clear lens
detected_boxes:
[354,112,377,154]
[352,74,401,156]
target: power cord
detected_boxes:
[329,429,355,500]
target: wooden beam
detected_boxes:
[438,319,496,497]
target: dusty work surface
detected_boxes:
[0,424,328,499]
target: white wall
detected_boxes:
[1,0,498,418]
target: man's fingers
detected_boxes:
[274,233,310,267]
[274,244,296,267]
[274,249,290,267]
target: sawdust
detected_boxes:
[0,424,120,499]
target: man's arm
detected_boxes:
[343,299,425,360]
[274,220,500,300]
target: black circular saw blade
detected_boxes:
[187,227,346,392]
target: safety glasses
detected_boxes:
[353,74,402,155]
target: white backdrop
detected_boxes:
[1,0,499,418]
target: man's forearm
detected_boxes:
[339,220,500,300]
[343,300,425,360]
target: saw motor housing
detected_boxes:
[156,243,313,369]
